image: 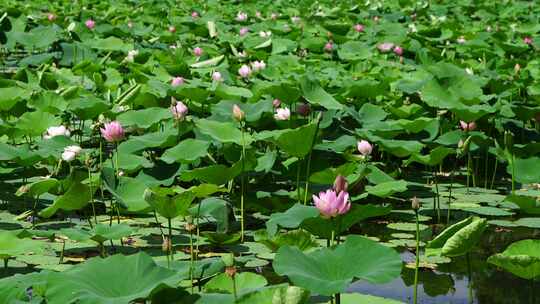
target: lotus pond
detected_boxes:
[1,0,540,303]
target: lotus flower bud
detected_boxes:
[354,24,364,32]
[393,46,403,56]
[377,42,394,53]
[251,60,266,72]
[272,99,281,108]
[291,16,300,23]
[238,64,251,78]
[85,19,95,29]
[333,175,348,194]
[239,27,249,36]
[255,11,262,18]
[162,237,171,252]
[524,36,533,45]
[457,36,466,44]
[313,189,350,218]
[504,130,514,149]
[191,11,199,19]
[171,76,184,86]
[171,99,188,121]
[212,71,222,82]
[225,266,237,277]
[100,121,125,143]
[324,41,334,52]
[232,104,245,121]
[274,107,291,120]
[411,196,421,210]
[193,47,203,57]
[514,63,521,74]
[297,103,311,117]
[373,16,380,22]
[48,13,57,21]
[271,13,278,20]
[62,145,82,162]
[127,21,133,28]
[357,140,373,156]
[168,25,176,33]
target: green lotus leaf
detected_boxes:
[117,107,171,129]
[204,272,268,294]
[274,122,318,158]
[44,252,182,304]
[61,223,135,244]
[39,182,92,218]
[300,75,343,110]
[196,119,252,146]
[143,187,196,219]
[427,216,487,257]
[161,138,210,164]
[266,204,320,236]
[328,293,405,304]
[487,239,540,280]
[273,235,402,295]
[254,229,319,252]
[0,231,43,260]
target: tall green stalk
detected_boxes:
[413,209,420,304]
[302,113,322,205]
[240,123,246,242]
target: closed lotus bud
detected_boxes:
[48,13,57,21]
[514,63,521,74]
[333,175,348,194]
[324,41,334,52]
[393,46,403,56]
[459,136,472,154]
[193,47,203,57]
[162,237,172,252]
[168,25,176,33]
[357,140,373,156]
[297,103,311,117]
[225,266,237,277]
[85,19,95,29]
[354,24,364,33]
[523,36,533,45]
[411,196,421,210]
[232,104,245,121]
[272,99,281,108]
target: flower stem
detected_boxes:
[240,124,246,242]
[413,209,420,304]
[232,274,238,302]
[302,113,322,205]
[190,227,194,293]
[88,166,97,225]
[168,218,173,262]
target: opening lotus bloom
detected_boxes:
[239,27,249,36]
[354,24,364,32]
[171,100,188,120]
[313,189,350,218]
[212,71,222,82]
[101,121,125,143]
[460,120,477,131]
[251,60,266,72]
[377,42,394,52]
[393,46,403,56]
[274,107,291,120]
[62,145,82,162]
[171,76,184,86]
[357,140,373,156]
[45,126,70,139]
[85,19,95,29]
[238,65,251,78]
[524,36,533,45]
[236,12,247,22]
[193,47,203,57]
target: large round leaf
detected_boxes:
[426,216,487,257]
[44,252,182,303]
[273,235,402,295]
[488,239,540,279]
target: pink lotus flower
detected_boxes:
[457,36,466,44]
[239,27,249,36]
[459,120,477,132]
[393,46,403,56]
[270,13,278,20]
[251,60,266,72]
[524,36,533,45]
[377,42,394,53]
[354,24,364,32]
[127,21,134,28]
[168,26,176,33]
[171,77,184,86]
[85,19,95,29]
[357,140,373,156]
[297,103,311,117]
[101,121,125,143]
[238,65,251,78]
[212,71,222,82]
[324,41,334,52]
[171,100,188,120]
[272,99,281,108]
[232,104,245,121]
[274,107,291,120]
[193,47,203,57]
[313,189,350,218]
[48,13,56,22]
[255,11,262,18]
[191,11,199,19]
[236,12,248,22]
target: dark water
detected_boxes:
[349,224,540,304]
